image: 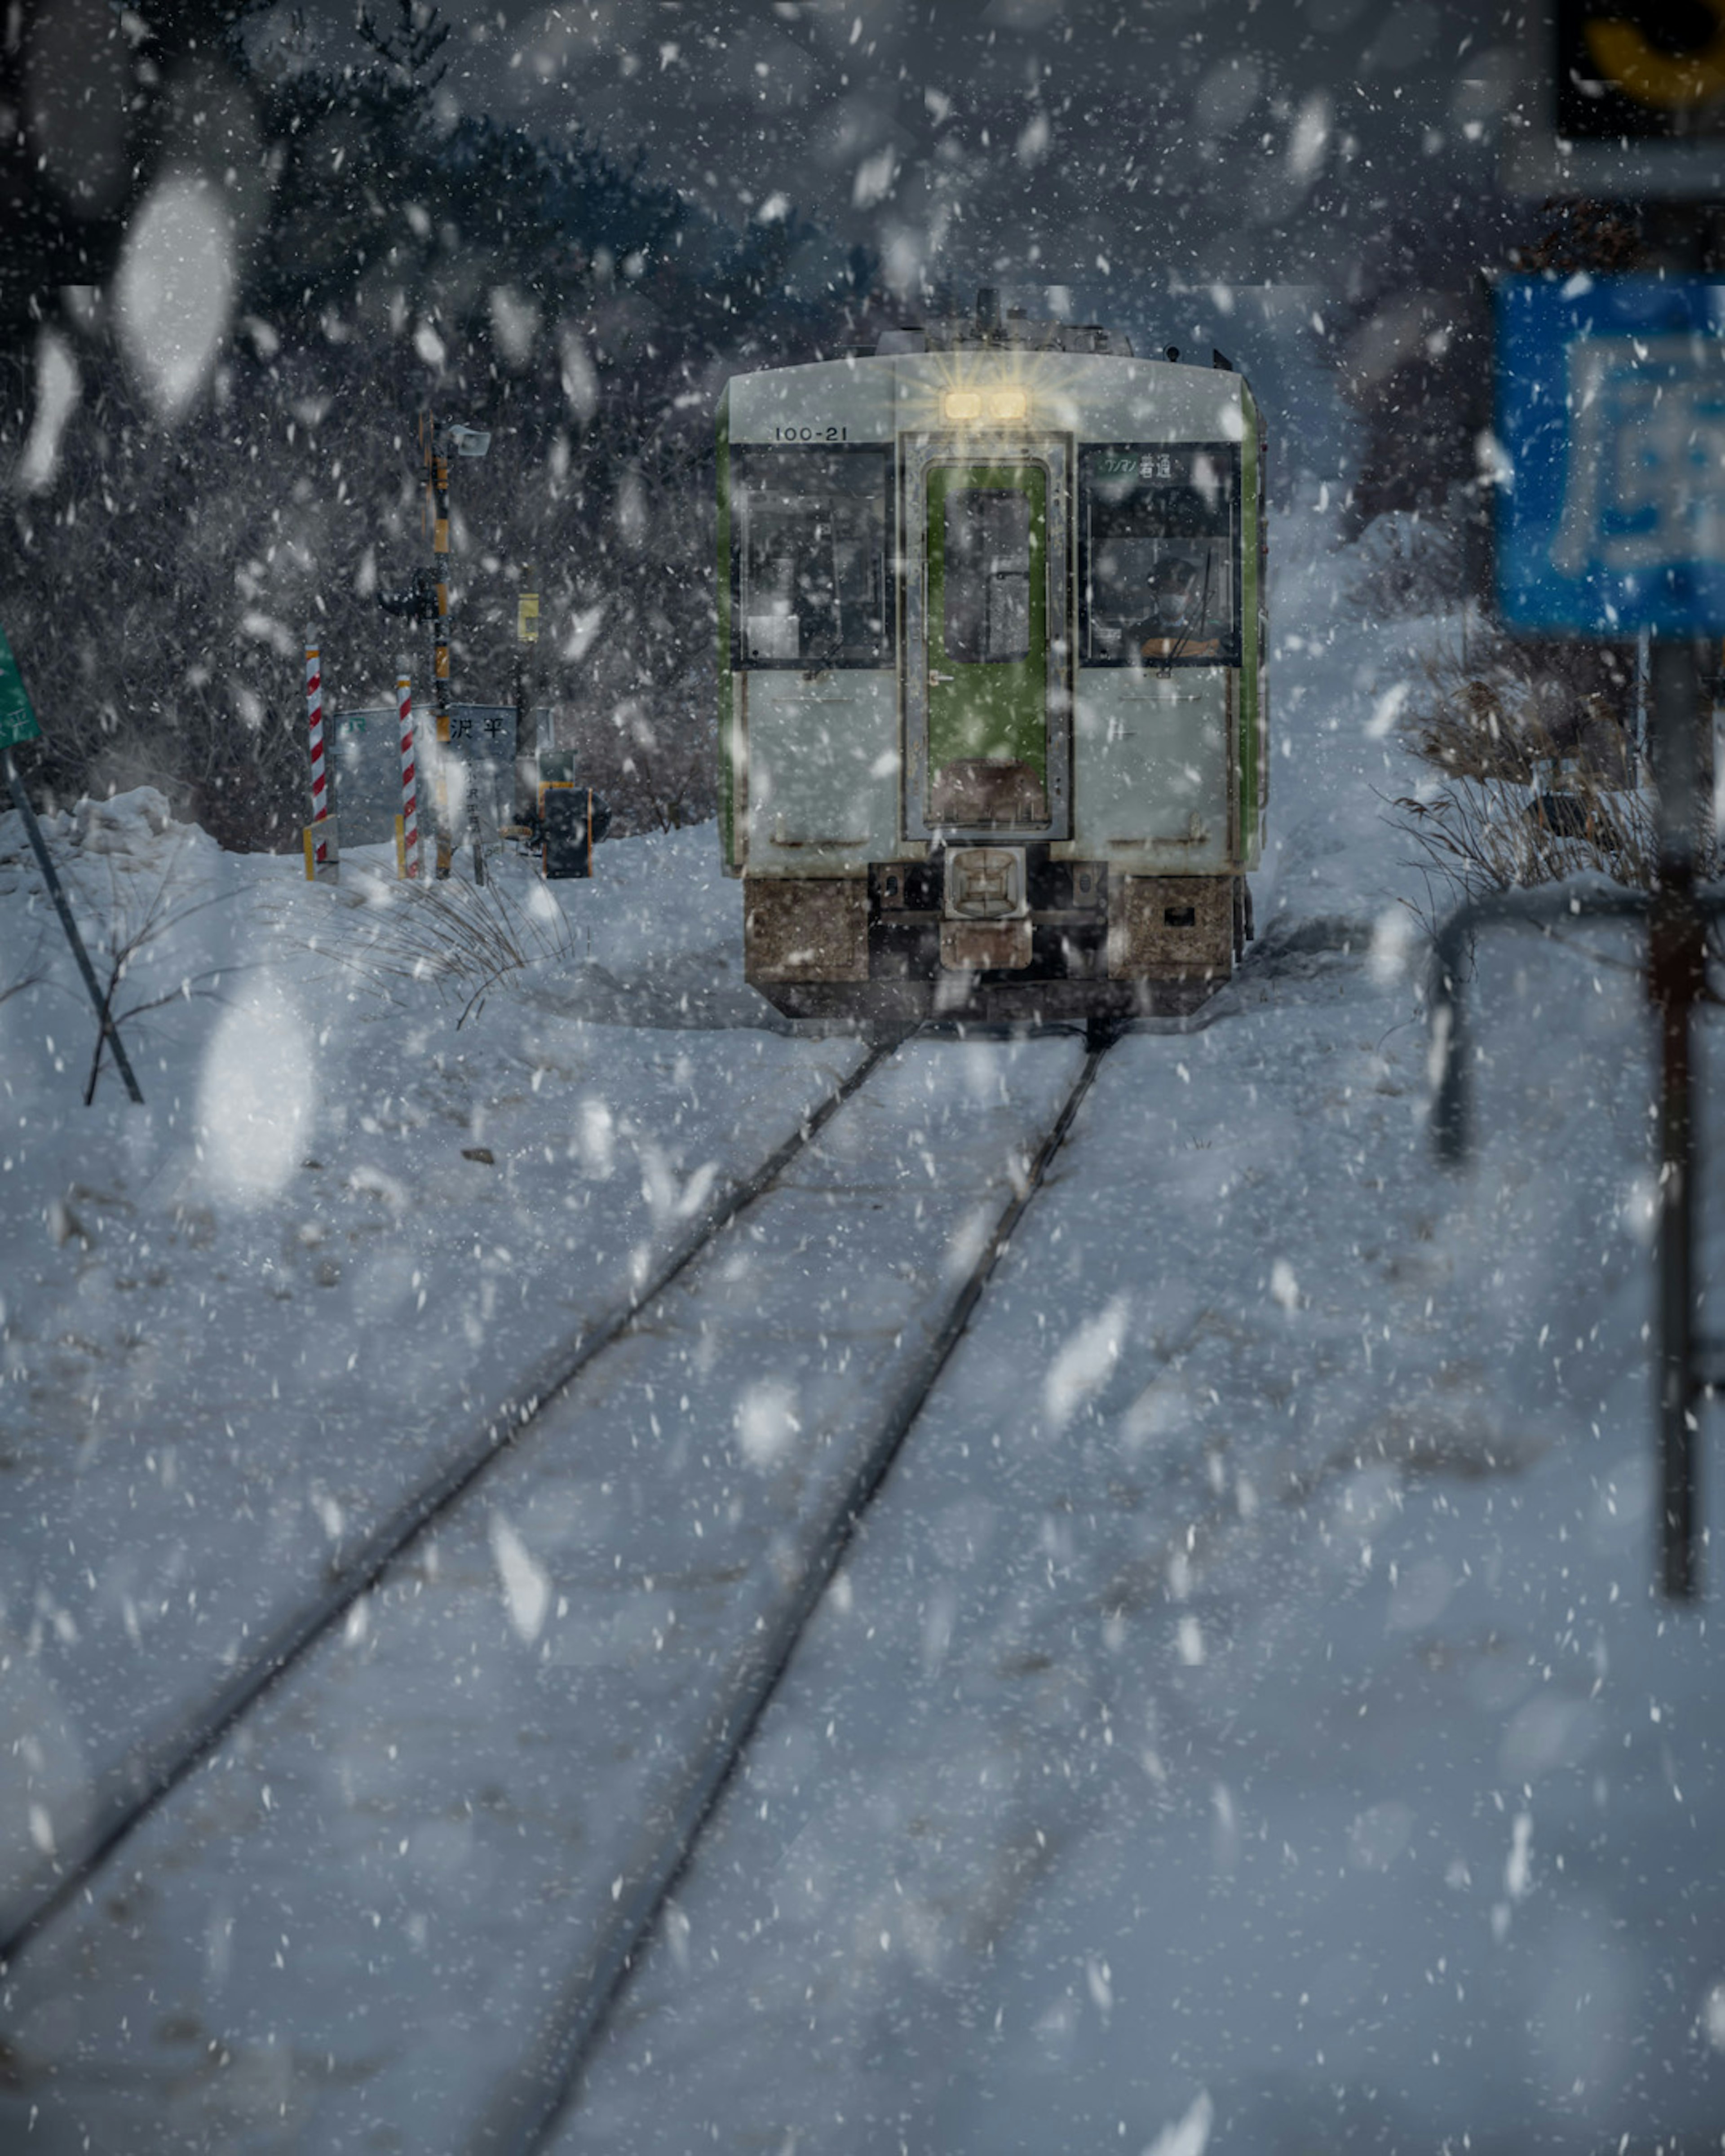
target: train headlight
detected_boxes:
[940,386,1030,424]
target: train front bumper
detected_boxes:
[743,857,1236,1023]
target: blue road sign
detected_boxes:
[1496,276,1725,636]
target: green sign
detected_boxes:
[0,623,41,751]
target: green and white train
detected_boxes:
[717,292,1268,1026]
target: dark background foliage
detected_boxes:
[2,0,1644,850]
[0,1,895,845]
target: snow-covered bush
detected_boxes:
[1389,624,1671,908]
[0,7,891,855]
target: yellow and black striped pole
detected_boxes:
[515,561,539,831]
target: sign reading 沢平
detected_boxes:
[1495,277,1725,636]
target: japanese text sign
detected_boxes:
[1496,276,1725,636]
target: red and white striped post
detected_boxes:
[305,623,328,865]
[397,663,421,878]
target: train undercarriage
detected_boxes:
[744,854,1252,1025]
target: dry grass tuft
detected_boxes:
[1391,770,1660,919]
[310,870,577,1027]
[1387,627,1703,921]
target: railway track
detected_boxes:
[0,1029,1112,2152]
[0,1035,900,1975]
[481,1032,1111,2154]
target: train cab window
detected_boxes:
[1079,444,1240,667]
[732,446,891,669]
[943,487,1031,663]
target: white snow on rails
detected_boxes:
[0,1028,896,1974]
[0,1034,1103,2149]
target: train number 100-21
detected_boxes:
[771,424,849,442]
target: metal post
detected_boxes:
[1639,203,1709,1603]
[1649,637,1706,1599]
[428,415,455,879]
[515,561,539,833]
[4,747,144,1105]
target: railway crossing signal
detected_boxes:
[377,567,437,624]
[1557,0,1725,140]
[515,563,541,832]
[378,414,493,880]
[1511,0,1725,194]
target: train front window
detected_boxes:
[943,487,1031,663]
[1080,444,1240,666]
[732,447,891,669]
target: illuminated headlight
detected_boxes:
[940,386,1029,424]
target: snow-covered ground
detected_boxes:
[3,498,1722,2152]
[0,807,865,1923]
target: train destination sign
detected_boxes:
[1494,275,1725,635]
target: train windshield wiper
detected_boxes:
[1161,547,1212,675]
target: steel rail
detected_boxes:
[1427,882,1656,1164]
[1428,876,1725,1162]
[475,1036,1115,2156]
[0,1033,904,1975]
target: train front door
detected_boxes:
[925,461,1046,829]
[904,446,1070,844]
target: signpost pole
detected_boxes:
[514,561,540,835]
[4,748,144,1106]
[1646,205,1707,1601]
[1482,4,1725,1601]
[1648,638,1705,1597]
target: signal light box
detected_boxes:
[1555,0,1725,142]
[1494,275,1725,635]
